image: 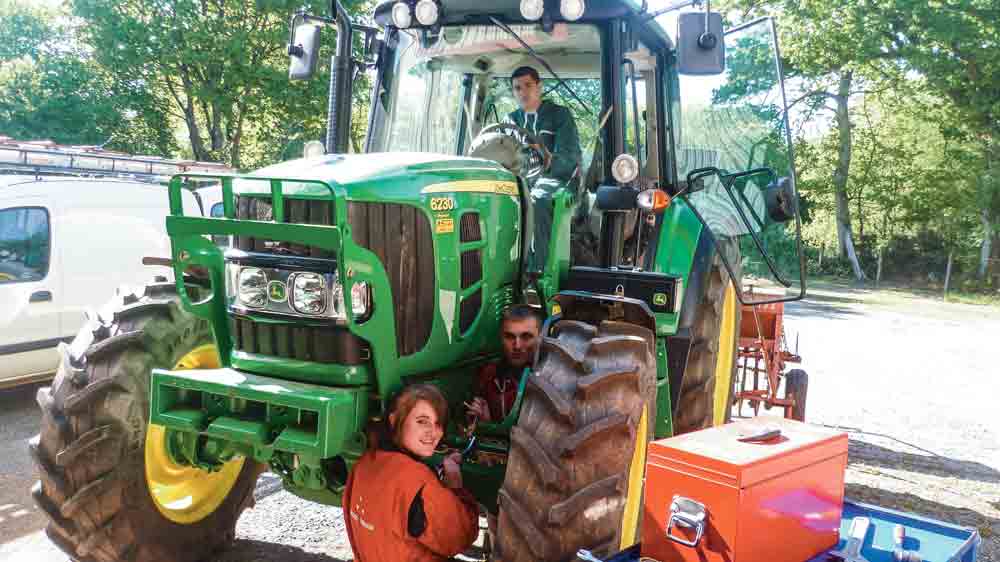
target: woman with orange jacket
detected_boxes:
[343,384,479,562]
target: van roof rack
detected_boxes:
[0,137,232,183]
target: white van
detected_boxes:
[0,176,203,388]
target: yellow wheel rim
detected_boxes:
[712,283,738,426]
[145,344,245,524]
[619,406,648,550]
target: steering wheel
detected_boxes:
[471,123,551,179]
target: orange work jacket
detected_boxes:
[343,448,479,562]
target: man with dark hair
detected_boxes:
[466,304,544,422]
[505,65,582,271]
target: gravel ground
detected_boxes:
[2,281,997,562]
[0,382,49,543]
[781,282,1000,562]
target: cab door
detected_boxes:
[0,199,64,386]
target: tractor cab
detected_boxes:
[289,0,805,305]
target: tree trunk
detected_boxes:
[979,210,993,280]
[876,247,883,288]
[176,68,211,162]
[840,224,866,281]
[818,242,824,271]
[943,250,954,297]
[230,106,245,170]
[831,70,865,281]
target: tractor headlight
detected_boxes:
[560,0,585,21]
[611,153,639,184]
[414,0,439,26]
[392,2,412,28]
[290,272,327,315]
[519,0,544,20]
[333,281,372,319]
[350,281,371,317]
[225,260,372,323]
[237,268,268,308]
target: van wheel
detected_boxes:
[29,282,263,562]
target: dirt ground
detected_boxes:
[1,280,998,562]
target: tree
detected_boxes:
[722,0,922,281]
[873,0,1000,285]
[0,0,50,62]
[70,0,349,169]
[0,0,176,154]
[732,0,1000,286]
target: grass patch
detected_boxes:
[944,292,1000,306]
[801,275,1000,307]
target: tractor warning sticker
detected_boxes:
[435,216,455,234]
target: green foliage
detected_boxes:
[67,0,371,168]
[0,0,172,153]
[0,0,52,62]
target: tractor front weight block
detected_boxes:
[150,367,369,494]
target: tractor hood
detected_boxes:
[242,152,517,202]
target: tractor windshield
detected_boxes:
[674,17,805,304]
[368,23,602,159]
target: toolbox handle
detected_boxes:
[666,496,707,548]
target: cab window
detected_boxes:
[0,207,50,284]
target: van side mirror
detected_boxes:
[288,23,321,80]
[677,12,725,75]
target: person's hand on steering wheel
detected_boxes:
[474,123,550,179]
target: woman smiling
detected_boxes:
[343,384,479,562]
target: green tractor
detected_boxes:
[30,0,806,561]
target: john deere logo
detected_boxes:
[653,293,668,307]
[268,281,287,302]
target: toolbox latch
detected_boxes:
[666,495,707,548]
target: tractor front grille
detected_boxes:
[461,250,482,289]
[233,196,334,258]
[460,212,481,242]
[348,202,435,356]
[230,316,369,364]
[460,289,482,334]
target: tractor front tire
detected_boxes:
[494,320,657,562]
[30,283,262,562]
[674,239,742,434]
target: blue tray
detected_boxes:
[606,500,981,562]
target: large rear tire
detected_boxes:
[674,239,742,434]
[494,320,657,562]
[29,283,263,562]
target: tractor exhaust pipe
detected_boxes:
[326,0,354,154]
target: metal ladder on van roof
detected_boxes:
[0,137,231,183]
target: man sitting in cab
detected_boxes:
[504,66,582,270]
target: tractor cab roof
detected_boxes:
[372,0,674,48]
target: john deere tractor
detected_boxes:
[30,1,805,561]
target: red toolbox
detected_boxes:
[641,417,848,562]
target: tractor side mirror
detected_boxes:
[765,176,798,223]
[676,12,725,75]
[289,23,322,80]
